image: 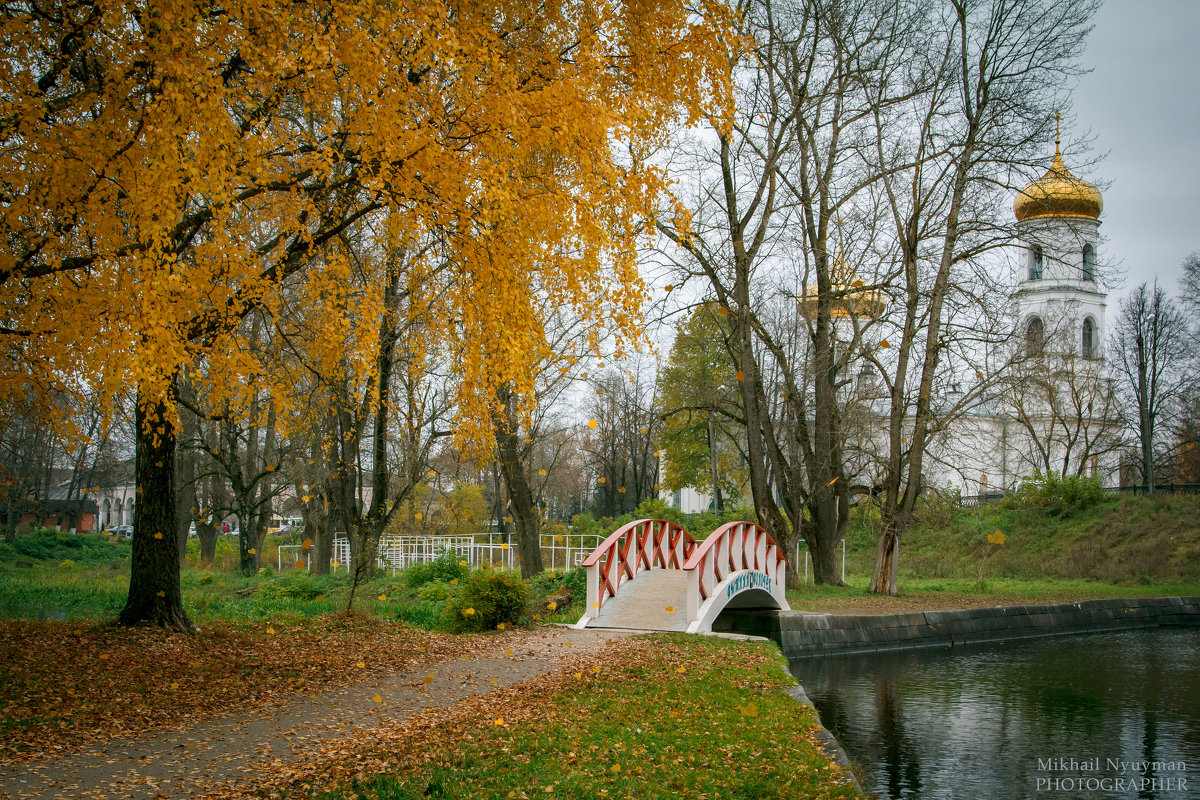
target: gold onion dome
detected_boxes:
[798,251,887,320]
[1014,142,1103,223]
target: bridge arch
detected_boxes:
[683,521,789,633]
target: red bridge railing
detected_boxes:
[683,520,786,610]
[580,519,696,621]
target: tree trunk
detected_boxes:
[493,383,543,577]
[869,516,901,596]
[118,389,196,632]
[304,501,329,575]
[196,520,218,565]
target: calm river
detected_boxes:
[790,628,1199,799]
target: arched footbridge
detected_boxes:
[574,519,790,634]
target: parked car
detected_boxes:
[112,525,133,539]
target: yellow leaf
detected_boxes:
[588,419,598,429]
[501,543,509,550]
[315,594,324,601]
[676,666,687,673]
[664,605,675,614]
[267,627,275,634]
[597,477,606,484]
[153,532,163,539]
[423,673,434,684]
[611,764,621,773]
[295,559,305,569]
[377,594,387,601]
[740,703,759,718]
[248,548,256,555]
[880,339,891,348]
[373,694,383,703]
[574,672,582,678]
[547,601,557,611]
[494,717,505,726]
[415,512,423,521]
[665,284,674,292]
[539,469,547,476]
[156,591,165,598]
[618,486,626,493]
[450,578,459,585]
[302,538,312,549]
[505,649,514,656]
[356,662,365,668]
[988,530,1006,545]
[736,370,745,381]
[459,560,467,566]
[464,607,475,615]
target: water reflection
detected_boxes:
[791,628,1200,800]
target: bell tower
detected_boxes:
[1012,115,1106,360]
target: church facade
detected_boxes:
[925,138,1123,497]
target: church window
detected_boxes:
[1026,316,1044,357]
[1082,243,1096,281]
[1029,245,1043,280]
[1082,317,1096,358]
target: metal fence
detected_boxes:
[279,532,603,574]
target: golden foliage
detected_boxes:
[1,0,733,448]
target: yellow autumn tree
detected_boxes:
[0,0,733,629]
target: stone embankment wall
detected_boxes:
[714,596,1200,658]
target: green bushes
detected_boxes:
[445,568,531,632]
[256,573,337,600]
[1006,472,1107,515]
[403,550,470,588]
[0,528,130,564]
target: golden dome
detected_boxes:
[797,252,887,320]
[1014,144,1103,223]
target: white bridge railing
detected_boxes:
[279,532,602,574]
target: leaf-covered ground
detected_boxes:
[201,635,866,800]
[0,615,462,763]
[0,620,864,800]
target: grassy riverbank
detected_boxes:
[239,634,866,800]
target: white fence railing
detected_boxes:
[278,532,603,575]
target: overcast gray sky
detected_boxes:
[1072,0,1200,302]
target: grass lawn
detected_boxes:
[262,635,865,800]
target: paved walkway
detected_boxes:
[0,628,630,800]
[586,569,689,632]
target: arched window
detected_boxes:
[1082,243,1096,281]
[1082,317,1096,358]
[1026,316,1044,357]
[1028,245,1044,280]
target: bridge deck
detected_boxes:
[586,568,688,631]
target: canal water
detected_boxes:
[790,628,1199,799]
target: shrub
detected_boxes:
[445,568,530,632]
[1,529,130,564]
[1011,471,1106,515]
[404,550,469,588]
[256,573,334,600]
[416,580,458,602]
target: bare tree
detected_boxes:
[1111,282,1190,493]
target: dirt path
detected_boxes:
[0,627,631,800]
